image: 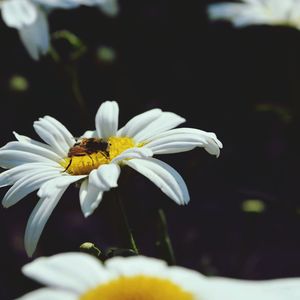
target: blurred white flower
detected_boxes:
[0,101,222,256]
[17,253,300,300]
[0,0,119,60]
[207,0,300,29]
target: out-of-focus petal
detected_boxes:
[22,252,113,293]
[1,0,37,29]
[16,288,77,300]
[18,7,49,60]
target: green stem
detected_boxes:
[114,191,139,254]
[158,208,176,265]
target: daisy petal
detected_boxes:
[25,175,85,257]
[0,150,58,169]
[80,164,120,217]
[17,288,76,300]
[166,266,206,296]
[43,116,75,147]
[197,277,300,300]
[22,252,112,293]
[105,255,167,277]
[0,163,60,188]
[2,170,61,208]
[208,3,246,23]
[95,101,119,138]
[1,0,37,29]
[81,130,97,138]
[34,117,71,157]
[18,7,49,60]
[111,147,153,164]
[79,173,103,218]
[133,112,186,142]
[117,108,162,137]
[1,141,62,162]
[145,128,222,157]
[33,0,80,9]
[124,158,190,205]
[13,132,58,151]
[98,0,119,16]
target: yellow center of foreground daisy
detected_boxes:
[61,137,135,175]
[80,275,194,300]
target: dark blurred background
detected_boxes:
[1,0,300,298]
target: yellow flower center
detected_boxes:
[80,275,195,300]
[60,136,135,175]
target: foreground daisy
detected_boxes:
[0,0,119,60]
[17,253,300,300]
[207,0,300,30]
[0,101,222,256]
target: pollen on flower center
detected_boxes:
[60,136,136,175]
[79,275,195,300]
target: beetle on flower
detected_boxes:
[0,0,119,60]
[17,253,300,300]
[0,101,222,256]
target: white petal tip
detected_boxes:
[84,212,92,218]
[26,249,34,258]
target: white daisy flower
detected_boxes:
[0,0,119,60]
[207,0,300,30]
[17,253,300,300]
[0,101,222,256]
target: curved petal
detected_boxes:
[34,116,70,157]
[80,164,120,217]
[18,7,49,60]
[117,108,162,137]
[2,170,61,208]
[22,252,113,293]
[0,163,61,188]
[43,116,76,148]
[145,128,223,157]
[111,147,153,164]
[13,132,59,151]
[1,0,37,29]
[124,158,189,205]
[24,175,85,257]
[95,101,119,139]
[133,112,186,143]
[17,288,76,300]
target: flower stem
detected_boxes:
[114,191,139,254]
[157,208,176,265]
